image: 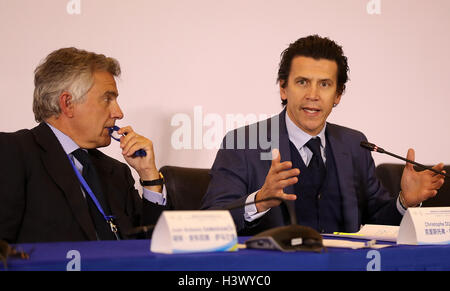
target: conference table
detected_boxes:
[2,236,450,271]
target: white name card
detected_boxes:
[397,207,450,245]
[150,210,238,254]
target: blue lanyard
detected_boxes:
[67,154,119,236]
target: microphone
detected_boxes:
[360,141,450,179]
[224,197,324,252]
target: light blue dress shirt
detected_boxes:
[244,111,406,223]
[46,123,166,205]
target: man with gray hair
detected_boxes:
[0,48,167,243]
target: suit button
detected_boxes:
[317,193,321,200]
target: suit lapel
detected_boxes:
[326,123,359,231]
[32,123,97,240]
[277,110,295,208]
[268,110,296,224]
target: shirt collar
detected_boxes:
[46,122,80,155]
[285,110,326,150]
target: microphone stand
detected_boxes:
[360,141,450,179]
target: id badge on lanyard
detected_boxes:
[67,154,120,240]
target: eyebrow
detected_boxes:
[294,76,334,83]
[103,90,119,98]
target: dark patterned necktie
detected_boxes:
[72,149,116,240]
[305,137,326,190]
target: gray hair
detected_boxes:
[32,47,121,122]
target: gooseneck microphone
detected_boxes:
[224,197,323,252]
[360,141,450,179]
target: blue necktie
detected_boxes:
[305,137,326,190]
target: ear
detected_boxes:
[59,92,75,118]
[334,94,342,106]
[279,80,288,102]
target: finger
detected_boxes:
[126,139,153,157]
[124,143,144,157]
[268,149,281,175]
[271,148,281,163]
[119,128,137,145]
[423,189,438,199]
[275,168,300,182]
[117,125,133,136]
[122,135,150,156]
[281,193,297,201]
[430,178,445,189]
[120,131,139,151]
[263,173,298,194]
[255,192,296,212]
[431,163,445,176]
[405,148,415,170]
[272,161,294,173]
[277,176,298,189]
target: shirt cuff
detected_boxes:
[396,194,423,216]
[244,190,270,222]
[396,196,407,216]
[142,185,167,206]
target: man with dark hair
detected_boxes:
[201,35,445,235]
[0,47,168,243]
[278,35,349,105]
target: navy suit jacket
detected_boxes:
[0,123,166,243]
[201,109,403,234]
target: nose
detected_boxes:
[306,83,319,101]
[111,100,124,120]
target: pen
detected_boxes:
[108,125,147,157]
[333,232,364,236]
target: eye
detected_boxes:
[297,79,307,86]
[102,92,118,103]
[320,81,331,88]
[103,95,115,103]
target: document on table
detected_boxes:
[325,224,399,242]
[322,239,392,249]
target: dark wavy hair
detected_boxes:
[277,35,349,105]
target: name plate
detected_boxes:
[397,207,450,245]
[150,210,238,254]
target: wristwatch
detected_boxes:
[140,172,164,186]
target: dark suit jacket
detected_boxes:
[201,109,403,234]
[0,123,166,243]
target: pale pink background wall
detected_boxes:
[1,0,450,184]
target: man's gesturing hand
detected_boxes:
[401,148,445,207]
[255,149,299,213]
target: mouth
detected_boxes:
[104,125,115,131]
[301,106,321,115]
[103,125,115,135]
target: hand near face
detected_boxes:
[400,148,445,207]
[117,126,161,190]
[255,149,299,213]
